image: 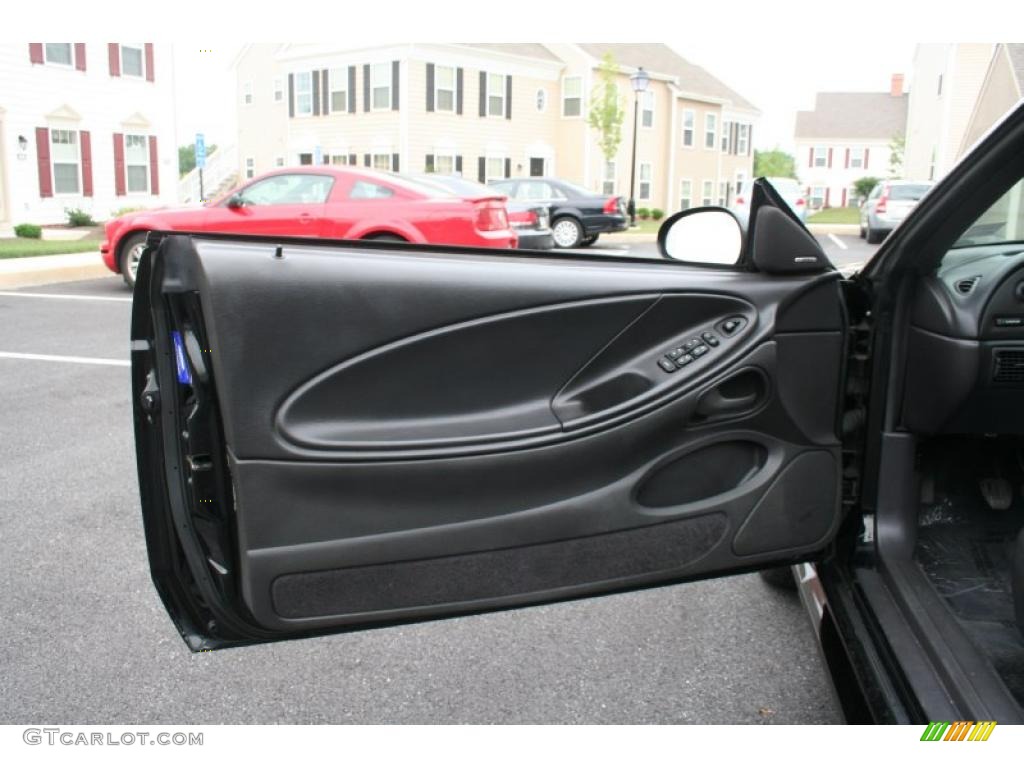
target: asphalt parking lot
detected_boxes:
[0,237,874,723]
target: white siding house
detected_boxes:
[0,43,177,227]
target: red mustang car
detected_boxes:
[102,167,517,287]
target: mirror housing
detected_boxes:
[657,207,744,265]
[226,194,245,209]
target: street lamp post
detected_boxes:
[627,66,650,227]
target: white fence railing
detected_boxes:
[177,144,238,205]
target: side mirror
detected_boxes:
[657,207,743,265]
[226,194,245,209]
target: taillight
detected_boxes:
[475,200,509,232]
[603,196,620,214]
[508,209,538,228]
[875,187,889,214]
[795,198,805,207]
[735,196,745,206]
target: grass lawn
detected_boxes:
[807,208,860,225]
[629,219,665,235]
[0,238,103,259]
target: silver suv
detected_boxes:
[860,180,934,244]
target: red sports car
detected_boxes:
[102,167,517,287]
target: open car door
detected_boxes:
[132,182,848,650]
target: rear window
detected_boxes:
[889,184,931,201]
[414,175,496,198]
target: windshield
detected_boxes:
[947,178,1024,253]
[889,184,931,201]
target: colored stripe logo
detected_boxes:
[920,721,996,741]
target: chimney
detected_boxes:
[890,73,905,97]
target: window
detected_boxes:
[682,110,695,147]
[849,147,865,169]
[536,89,547,112]
[810,186,826,209]
[50,129,80,194]
[487,73,506,117]
[350,181,395,199]
[701,180,713,207]
[813,146,827,168]
[929,147,936,181]
[275,157,285,167]
[295,72,313,116]
[562,76,582,117]
[517,180,556,200]
[372,153,393,171]
[721,121,731,152]
[718,181,728,206]
[937,74,943,96]
[602,160,616,196]
[435,65,455,112]
[120,45,143,78]
[847,187,860,207]
[736,124,749,155]
[243,81,253,105]
[705,113,717,149]
[639,163,652,200]
[434,154,456,175]
[238,173,334,205]
[735,171,747,202]
[245,157,255,179]
[679,179,692,210]
[641,91,654,128]
[125,134,149,192]
[273,78,283,103]
[947,177,1024,254]
[485,157,506,183]
[371,63,391,110]
[44,43,72,66]
[298,153,313,166]
[324,69,345,112]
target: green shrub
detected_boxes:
[111,206,145,219]
[651,208,665,221]
[65,207,96,227]
[638,207,651,220]
[14,223,42,239]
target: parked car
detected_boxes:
[130,101,1024,724]
[488,177,628,248]
[733,177,807,222]
[102,167,517,287]
[859,179,935,244]
[409,174,553,250]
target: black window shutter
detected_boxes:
[425,154,434,172]
[363,64,370,111]
[322,69,330,114]
[426,63,435,112]
[364,153,371,167]
[288,73,295,117]
[392,153,399,171]
[505,75,512,119]
[479,71,486,116]
[312,70,320,115]
[348,153,356,166]
[478,156,485,182]
[746,125,753,156]
[391,60,399,110]
[348,66,356,112]
[504,157,511,178]
[455,155,462,173]
[456,68,464,114]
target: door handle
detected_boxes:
[298,213,312,225]
[694,369,766,419]
[696,388,758,416]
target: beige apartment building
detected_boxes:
[232,43,758,213]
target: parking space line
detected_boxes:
[827,234,848,250]
[0,351,129,367]
[0,291,131,303]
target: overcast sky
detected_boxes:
[172,42,918,156]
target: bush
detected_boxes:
[651,208,665,221]
[111,206,145,219]
[853,176,880,201]
[638,207,651,220]
[14,224,42,239]
[65,207,95,227]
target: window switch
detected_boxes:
[676,353,694,366]
[667,347,684,360]
[682,338,700,352]
[692,345,709,358]
[658,358,677,373]
[702,332,720,347]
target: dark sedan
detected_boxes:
[489,177,628,248]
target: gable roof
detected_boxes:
[465,44,562,62]
[795,92,908,140]
[1005,43,1024,92]
[575,43,758,113]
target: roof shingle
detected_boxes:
[794,92,908,140]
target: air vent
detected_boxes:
[955,276,980,295]
[993,348,1024,384]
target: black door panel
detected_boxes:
[134,233,846,649]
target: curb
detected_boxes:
[806,223,860,236]
[602,232,657,244]
[0,251,113,289]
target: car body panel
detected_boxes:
[489,177,628,244]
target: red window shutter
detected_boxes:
[808,147,813,165]
[148,135,159,195]
[827,148,833,168]
[29,43,44,64]
[108,44,120,77]
[113,133,126,196]
[35,127,52,198]
[74,43,86,71]
[80,130,93,197]
[864,148,870,168]
[825,188,831,207]
[841,189,847,207]
[145,44,154,82]
[844,148,850,169]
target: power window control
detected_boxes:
[691,345,709,358]
[682,339,701,352]
[667,347,684,360]
[676,353,694,366]
[702,332,720,347]
[658,358,677,373]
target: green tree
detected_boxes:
[853,176,881,201]
[178,142,218,178]
[753,148,796,179]
[888,134,905,177]
[587,54,625,166]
